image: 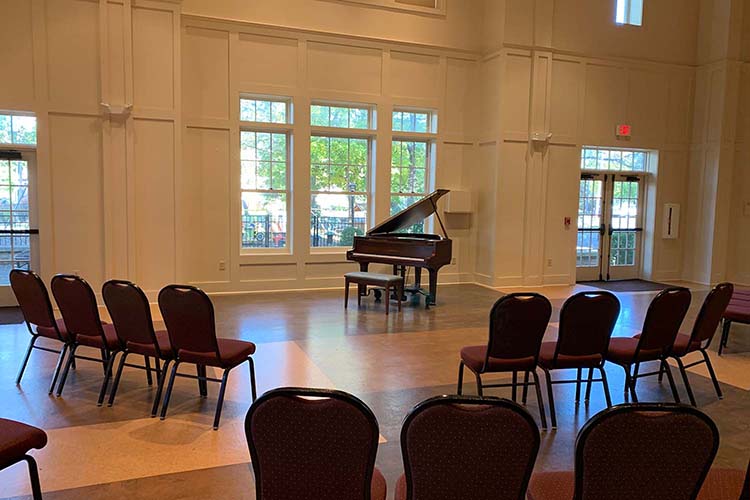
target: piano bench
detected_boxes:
[344,272,404,315]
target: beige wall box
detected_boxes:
[444,191,471,213]
[662,203,680,239]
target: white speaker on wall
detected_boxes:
[663,203,680,239]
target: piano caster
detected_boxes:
[373,289,382,302]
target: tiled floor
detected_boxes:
[0,282,748,499]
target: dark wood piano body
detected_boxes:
[346,190,452,307]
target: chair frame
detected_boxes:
[400,395,540,500]
[245,387,380,500]
[609,287,690,404]
[11,269,71,395]
[572,403,719,500]
[159,284,257,430]
[102,279,170,415]
[539,291,620,429]
[1,454,43,500]
[666,283,732,406]
[52,274,124,404]
[457,293,550,430]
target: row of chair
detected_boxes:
[246,387,749,500]
[457,284,733,428]
[11,270,258,429]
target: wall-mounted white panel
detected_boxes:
[183,27,229,119]
[550,59,581,141]
[445,58,477,138]
[582,64,625,142]
[46,0,100,111]
[307,42,381,95]
[240,263,297,281]
[480,56,502,137]
[107,3,126,106]
[544,145,579,280]
[236,33,298,88]
[0,0,35,106]
[133,119,175,290]
[49,114,104,284]
[627,69,667,145]
[184,127,231,283]
[666,73,693,145]
[133,7,175,110]
[390,51,440,100]
[474,143,496,276]
[691,68,709,144]
[501,54,532,136]
[706,68,726,144]
[304,262,357,279]
[495,142,527,277]
[504,0,534,47]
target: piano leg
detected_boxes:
[427,269,438,308]
[358,262,369,300]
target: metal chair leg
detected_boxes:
[599,366,613,408]
[144,356,153,386]
[575,367,582,403]
[584,367,594,403]
[456,361,465,395]
[512,371,518,402]
[632,362,640,391]
[248,357,257,402]
[56,344,78,397]
[107,351,129,407]
[718,319,731,355]
[48,343,69,395]
[661,359,681,403]
[16,335,38,385]
[160,362,180,420]
[197,365,208,397]
[623,365,637,402]
[521,371,530,404]
[658,361,665,382]
[475,373,483,397]
[24,455,43,500]
[97,351,118,406]
[674,356,696,406]
[213,368,231,430]
[701,348,723,399]
[543,368,557,429]
[151,359,171,417]
[531,370,548,430]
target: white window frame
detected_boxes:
[390,108,437,231]
[310,101,376,251]
[239,95,293,255]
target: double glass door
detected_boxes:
[576,173,644,281]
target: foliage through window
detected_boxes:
[581,147,647,172]
[0,159,31,283]
[0,114,36,145]
[310,135,369,247]
[390,140,428,222]
[392,110,431,133]
[311,104,370,129]
[240,97,289,124]
[240,131,288,249]
[616,0,643,26]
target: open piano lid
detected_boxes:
[367,189,450,236]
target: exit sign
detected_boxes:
[616,124,632,138]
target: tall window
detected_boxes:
[390,109,435,232]
[310,103,373,248]
[0,158,31,281]
[0,114,37,145]
[616,0,643,26]
[240,96,291,250]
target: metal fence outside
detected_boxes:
[241,214,368,248]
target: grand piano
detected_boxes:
[346,189,452,307]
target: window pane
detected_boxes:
[311,136,368,194]
[240,98,288,123]
[0,116,11,143]
[310,194,367,247]
[241,192,287,249]
[392,110,430,133]
[390,140,428,194]
[11,116,36,145]
[310,104,370,129]
[241,131,287,191]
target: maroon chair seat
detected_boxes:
[10,270,71,395]
[245,387,386,500]
[457,293,551,430]
[666,283,733,405]
[102,280,177,414]
[52,274,123,404]
[604,287,691,403]
[159,284,258,429]
[0,418,48,500]
[537,291,620,429]
[394,395,539,500]
[720,286,750,355]
[527,403,719,500]
[178,338,256,368]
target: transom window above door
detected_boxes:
[581,147,648,172]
